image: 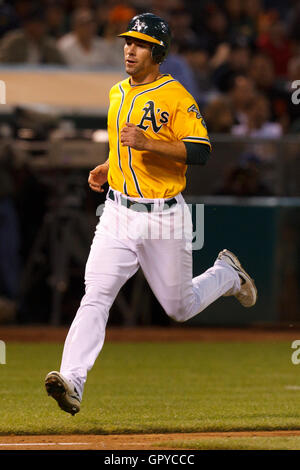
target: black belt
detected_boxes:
[108,189,177,212]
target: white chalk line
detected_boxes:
[0,442,89,446]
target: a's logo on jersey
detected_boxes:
[138,100,169,133]
[187,104,207,129]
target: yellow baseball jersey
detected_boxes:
[107,73,211,199]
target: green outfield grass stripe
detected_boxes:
[1,341,300,436]
[156,436,300,450]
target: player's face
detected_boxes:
[124,38,155,78]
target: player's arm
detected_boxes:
[183,141,211,165]
[88,158,109,192]
[120,123,210,165]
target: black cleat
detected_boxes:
[45,371,81,415]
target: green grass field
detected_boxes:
[1,340,300,437]
[158,436,300,450]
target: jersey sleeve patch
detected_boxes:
[187,104,202,119]
[171,91,211,146]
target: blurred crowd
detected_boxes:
[0,0,299,134]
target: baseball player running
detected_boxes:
[45,13,257,415]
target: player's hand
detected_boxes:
[120,122,148,150]
[88,162,109,193]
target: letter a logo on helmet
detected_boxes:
[118,13,171,64]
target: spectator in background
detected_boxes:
[255,4,280,36]
[101,4,136,67]
[57,8,116,68]
[0,8,65,64]
[168,6,198,45]
[72,0,96,8]
[95,3,111,37]
[287,55,300,87]
[223,0,247,41]
[228,75,256,126]
[201,4,229,56]
[239,0,262,44]
[151,0,182,20]
[231,93,282,137]
[287,1,300,45]
[13,0,33,26]
[257,20,293,78]
[203,96,235,133]
[249,52,290,130]
[0,2,19,39]
[45,1,67,40]
[180,40,214,105]
[212,41,252,92]
[249,52,276,92]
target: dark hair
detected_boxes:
[23,8,46,25]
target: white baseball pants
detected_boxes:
[60,189,240,397]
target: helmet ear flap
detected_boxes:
[151,45,165,64]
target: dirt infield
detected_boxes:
[1,325,300,343]
[1,430,300,450]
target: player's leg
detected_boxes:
[47,201,139,405]
[138,240,239,323]
[136,198,242,323]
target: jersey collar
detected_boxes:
[128,73,171,88]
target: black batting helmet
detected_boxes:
[118,12,171,64]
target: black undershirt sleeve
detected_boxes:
[183,142,211,165]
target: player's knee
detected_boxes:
[171,314,186,323]
[166,304,187,323]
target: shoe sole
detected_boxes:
[220,249,257,307]
[45,373,80,416]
